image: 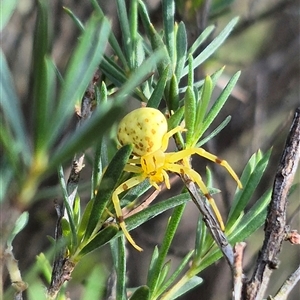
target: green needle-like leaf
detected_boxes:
[83,144,133,241]
[81,266,106,299]
[200,71,240,138]
[91,0,128,66]
[31,1,55,154]
[196,76,213,128]
[168,74,179,111]
[194,216,207,260]
[0,124,22,182]
[1,0,19,30]
[113,49,165,102]
[129,0,139,69]
[187,25,215,57]
[175,21,187,83]
[0,50,31,163]
[147,65,170,108]
[147,24,171,77]
[130,286,150,300]
[63,6,85,32]
[157,250,194,296]
[196,116,231,148]
[125,193,190,233]
[170,276,203,300]
[149,204,186,297]
[58,165,77,250]
[184,86,197,147]
[227,149,271,228]
[115,236,127,300]
[156,260,171,292]
[6,212,29,248]
[50,103,122,171]
[48,16,111,148]
[183,17,239,76]
[116,0,132,69]
[77,224,119,259]
[100,55,128,87]
[163,0,175,66]
[77,199,94,244]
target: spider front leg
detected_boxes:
[161,126,186,151]
[166,163,226,230]
[169,148,243,189]
[166,147,242,230]
[112,175,144,251]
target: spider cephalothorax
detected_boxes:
[113,107,242,251]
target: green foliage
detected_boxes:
[6,212,29,248]
[1,0,277,299]
[0,0,19,31]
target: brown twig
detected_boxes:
[183,178,235,267]
[272,264,300,300]
[3,247,28,300]
[124,188,160,219]
[233,242,246,300]
[242,107,300,299]
[284,229,300,245]
[47,71,100,299]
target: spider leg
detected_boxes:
[112,176,144,251]
[161,126,186,151]
[124,164,143,173]
[165,163,225,230]
[168,149,242,189]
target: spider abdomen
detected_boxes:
[117,107,168,156]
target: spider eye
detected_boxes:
[117,107,168,156]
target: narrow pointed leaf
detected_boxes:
[147,246,159,285]
[1,0,19,31]
[156,250,194,296]
[187,25,215,56]
[147,65,170,108]
[195,76,213,128]
[50,104,122,171]
[48,17,111,147]
[227,149,271,228]
[91,0,127,66]
[63,6,85,32]
[175,21,187,82]
[196,116,231,147]
[125,193,190,236]
[0,50,30,162]
[31,0,52,152]
[162,0,175,66]
[200,71,240,137]
[116,235,127,300]
[84,144,133,240]
[78,224,119,258]
[168,74,179,111]
[7,212,29,247]
[116,0,132,68]
[184,87,196,147]
[183,17,239,76]
[148,204,186,295]
[172,276,203,299]
[130,286,150,300]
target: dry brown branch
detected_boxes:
[47,72,100,299]
[272,264,300,300]
[183,178,235,267]
[233,242,246,300]
[242,106,300,299]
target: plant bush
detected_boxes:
[1,0,298,300]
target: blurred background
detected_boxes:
[1,0,299,299]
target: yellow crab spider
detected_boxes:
[113,107,242,251]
